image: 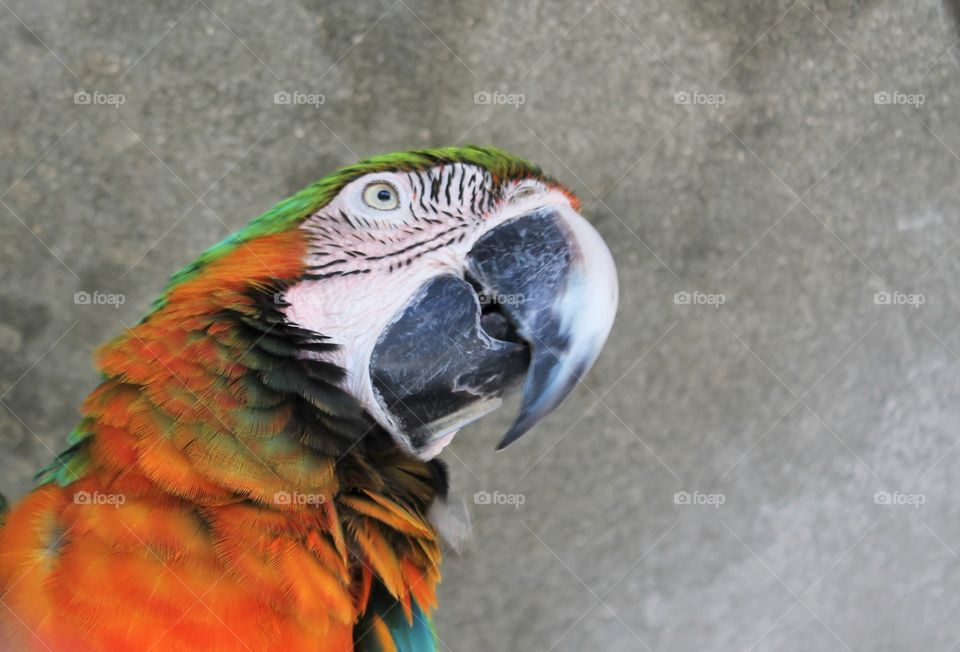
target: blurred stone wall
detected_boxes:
[3,1,960,649]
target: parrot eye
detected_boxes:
[362,181,400,211]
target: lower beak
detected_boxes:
[369,206,618,454]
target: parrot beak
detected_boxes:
[369,205,618,455]
[467,206,619,449]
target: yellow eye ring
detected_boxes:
[362,181,400,211]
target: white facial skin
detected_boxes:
[281,164,577,458]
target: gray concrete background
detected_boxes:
[2,1,960,650]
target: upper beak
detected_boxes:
[369,205,618,454]
[467,206,619,448]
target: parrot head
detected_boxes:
[155,146,618,462]
[268,147,618,459]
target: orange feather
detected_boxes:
[0,227,442,650]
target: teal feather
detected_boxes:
[356,584,439,652]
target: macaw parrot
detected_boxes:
[0,146,617,651]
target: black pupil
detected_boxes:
[377,189,392,202]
